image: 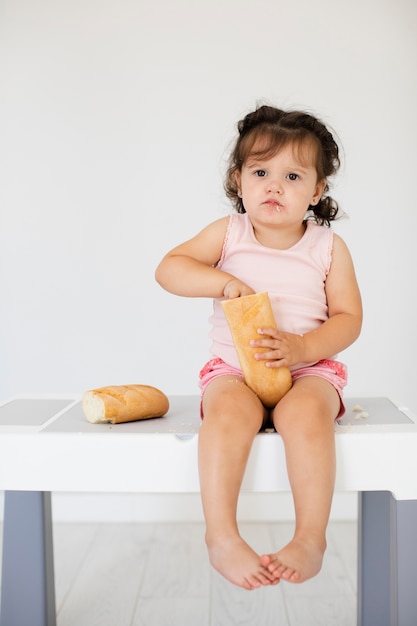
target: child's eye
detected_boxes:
[254,169,267,177]
[287,173,299,181]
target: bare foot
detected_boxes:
[206,534,279,590]
[260,537,326,584]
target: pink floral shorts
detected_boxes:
[199,357,347,418]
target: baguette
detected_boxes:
[222,292,292,407]
[82,384,169,424]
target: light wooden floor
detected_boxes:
[47,521,357,626]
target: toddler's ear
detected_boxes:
[234,170,241,195]
[313,179,326,204]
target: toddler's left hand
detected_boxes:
[250,328,305,369]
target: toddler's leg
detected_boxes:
[199,376,276,590]
[260,376,339,583]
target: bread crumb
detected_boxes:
[352,404,364,412]
[354,411,369,420]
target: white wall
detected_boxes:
[1,0,416,521]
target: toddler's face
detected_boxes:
[235,142,325,229]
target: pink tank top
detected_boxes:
[209,213,335,370]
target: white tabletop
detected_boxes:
[0,395,416,499]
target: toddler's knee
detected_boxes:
[273,401,334,437]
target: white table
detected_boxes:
[0,395,416,626]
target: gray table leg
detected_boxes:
[358,491,417,626]
[395,497,417,626]
[0,491,56,626]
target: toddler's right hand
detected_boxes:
[223,278,255,299]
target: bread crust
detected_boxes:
[82,384,169,424]
[222,292,292,407]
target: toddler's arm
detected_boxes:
[304,233,362,361]
[155,217,254,299]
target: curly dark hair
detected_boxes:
[224,105,341,226]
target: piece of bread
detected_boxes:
[222,292,292,407]
[82,384,169,424]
